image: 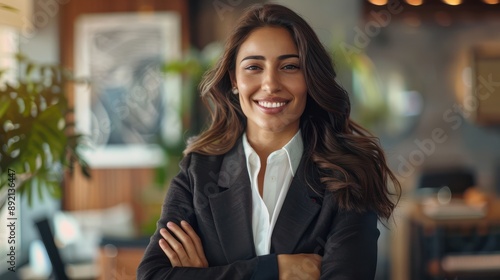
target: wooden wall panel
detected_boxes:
[60,0,189,230]
[64,167,157,230]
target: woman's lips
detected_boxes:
[257,101,287,108]
[254,99,289,114]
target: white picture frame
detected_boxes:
[74,12,182,168]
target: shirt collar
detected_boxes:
[242,130,303,176]
[283,130,303,176]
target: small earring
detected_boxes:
[232,87,239,95]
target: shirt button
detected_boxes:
[271,176,276,181]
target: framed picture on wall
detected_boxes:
[74,12,182,168]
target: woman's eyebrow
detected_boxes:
[240,54,299,63]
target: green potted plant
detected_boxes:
[0,54,89,206]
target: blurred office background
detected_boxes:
[1,0,500,279]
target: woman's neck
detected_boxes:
[245,128,299,160]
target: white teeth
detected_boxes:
[258,101,287,108]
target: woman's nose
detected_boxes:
[261,69,281,93]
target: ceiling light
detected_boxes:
[0,0,31,29]
[442,0,462,5]
[482,0,499,4]
[406,0,424,6]
[368,0,389,6]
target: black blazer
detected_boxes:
[137,139,379,280]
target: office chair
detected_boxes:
[34,218,70,280]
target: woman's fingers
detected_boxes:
[158,229,182,267]
[166,222,198,262]
[180,221,208,267]
[160,224,191,266]
[159,221,208,268]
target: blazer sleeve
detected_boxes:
[137,154,279,280]
[320,206,380,280]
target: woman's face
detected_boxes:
[233,27,307,137]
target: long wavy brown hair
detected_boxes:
[184,4,400,220]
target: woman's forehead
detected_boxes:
[236,27,299,60]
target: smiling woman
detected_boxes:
[138,3,401,280]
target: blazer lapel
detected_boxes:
[208,140,256,263]
[271,159,321,253]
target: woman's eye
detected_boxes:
[283,64,300,70]
[245,65,260,70]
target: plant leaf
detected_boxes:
[0,98,10,119]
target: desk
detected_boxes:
[18,242,147,280]
[410,198,500,228]
[98,247,145,280]
[18,262,99,280]
[97,237,148,280]
[408,198,500,280]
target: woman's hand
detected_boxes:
[159,220,208,268]
[277,253,322,280]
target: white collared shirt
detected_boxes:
[242,130,303,256]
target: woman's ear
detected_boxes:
[229,71,237,88]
